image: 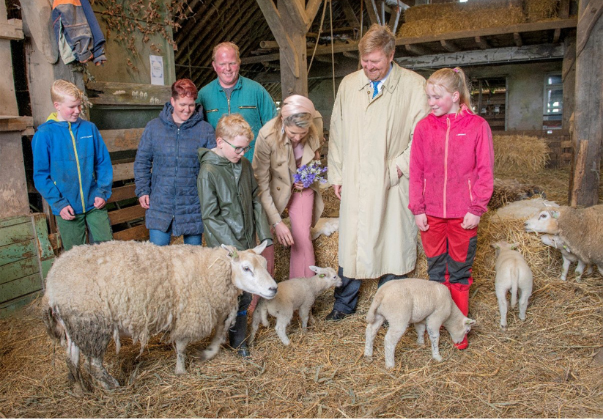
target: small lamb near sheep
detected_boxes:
[249,266,341,346]
[43,240,277,391]
[540,234,592,282]
[364,278,476,369]
[525,204,603,276]
[492,241,533,330]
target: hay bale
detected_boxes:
[489,178,546,210]
[525,0,559,22]
[493,135,550,175]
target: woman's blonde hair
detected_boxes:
[50,79,83,103]
[272,112,318,148]
[358,24,396,57]
[427,67,472,112]
[216,113,253,142]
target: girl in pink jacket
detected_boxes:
[409,67,494,350]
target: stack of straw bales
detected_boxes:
[398,0,561,38]
[493,134,551,175]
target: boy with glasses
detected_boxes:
[197,113,273,358]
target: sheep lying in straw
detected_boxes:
[364,278,476,369]
[249,266,341,346]
[43,241,277,391]
[540,234,592,282]
[525,204,603,276]
[492,241,533,330]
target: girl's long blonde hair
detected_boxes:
[427,67,472,112]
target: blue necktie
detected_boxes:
[372,81,380,98]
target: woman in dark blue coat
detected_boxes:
[134,79,216,245]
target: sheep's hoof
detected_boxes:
[175,367,186,376]
[500,325,507,332]
[433,355,443,362]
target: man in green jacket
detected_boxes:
[197,41,276,163]
[197,113,273,358]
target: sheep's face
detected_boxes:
[309,266,342,287]
[451,318,477,344]
[524,209,560,234]
[222,243,278,299]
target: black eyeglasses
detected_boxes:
[222,138,251,154]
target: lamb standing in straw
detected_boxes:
[540,234,592,282]
[364,278,476,369]
[43,240,277,391]
[492,241,533,330]
[250,266,341,346]
[525,204,603,276]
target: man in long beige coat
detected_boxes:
[326,24,430,320]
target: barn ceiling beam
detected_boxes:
[305,0,323,31]
[395,44,565,69]
[280,0,308,31]
[404,44,432,55]
[364,0,380,25]
[339,0,361,28]
[388,3,403,34]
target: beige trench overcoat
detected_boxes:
[252,113,325,227]
[328,64,430,279]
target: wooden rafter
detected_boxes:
[364,0,380,25]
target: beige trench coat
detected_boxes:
[328,64,430,279]
[252,113,325,227]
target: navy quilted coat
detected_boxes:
[134,102,216,236]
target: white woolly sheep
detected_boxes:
[249,266,341,346]
[43,240,277,391]
[540,234,592,282]
[310,217,339,240]
[492,241,533,330]
[364,278,476,369]
[525,204,603,276]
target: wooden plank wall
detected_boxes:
[0,214,55,318]
[102,128,150,242]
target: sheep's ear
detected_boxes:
[551,210,560,219]
[510,243,519,249]
[465,318,476,326]
[252,240,268,255]
[491,243,499,249]
[222,244,239,260]
[309,265,320,274]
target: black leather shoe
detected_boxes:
[325,309,349,321]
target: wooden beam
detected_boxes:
[339,0,360,28]
[440,40,458,52]
[108,206,146,226]
[112,162,135,182]
[85,82,170,107]
[475,36,489,49]
[255,0,299,77]
[388,4,402,34]
[576,1,601,59]
[113,224,149,241]
[553,28,561,43]
[280,0,308,32]
[241,53,281,64]
[259,40,279,49]
[404,44,431,56]
[0,116,33,133]
[395,44,565,69]
[0,19,24,41]
[107,184,137,203]
[364,0,380,25]
[559,0,570,19]
[513,32,523,47]
[305,0,323,31]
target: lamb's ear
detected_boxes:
[222,244,239,260]
[309,265,320,274]
[252,240,268,255]
[465,318,477,326]
[510,243,519,249]
[551,210,560,219]
[491,243,499,249]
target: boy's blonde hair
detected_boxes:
[216,113,253,142]
[427,67,472,112]
[358,24,396,57]
[51,79,83,103]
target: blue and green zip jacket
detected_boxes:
[197,75,276,162]
[32,113,113,215]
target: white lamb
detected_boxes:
[249,266,342,346]
[525,204,603,276]
[540,234,592,282]
[364,278,476,369]
[43,240,277,391]
[492,241,533,330]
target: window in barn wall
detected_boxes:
[470,77,507,132]
[543,73,563,130]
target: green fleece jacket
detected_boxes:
[197,148,272,250]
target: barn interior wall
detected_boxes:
[307,61,564,133]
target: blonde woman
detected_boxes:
[252,95,324,279]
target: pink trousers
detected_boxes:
[263,188,316,279]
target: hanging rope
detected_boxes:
[307,0,328,73]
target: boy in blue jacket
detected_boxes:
[32,80,113,251]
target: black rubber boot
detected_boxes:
[229,314,250,358]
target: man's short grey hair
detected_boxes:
[212,42,241,63]
[358,24,396,57]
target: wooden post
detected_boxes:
[569,0,602,207]
[562,33,576,131]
